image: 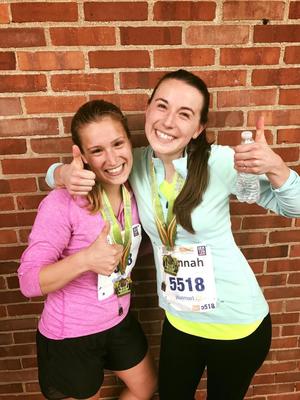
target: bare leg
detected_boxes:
[114,351,157,400]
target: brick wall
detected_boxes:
[0,1,299,399]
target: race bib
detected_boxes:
[156,243,217,312]
[97,224,142,300]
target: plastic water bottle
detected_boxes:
[236,131,260,204]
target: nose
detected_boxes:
[162,110,176,128]
[105,148,118,165]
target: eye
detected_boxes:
[114,140,125,147]
[157,102,167,110]
[179,112,191,119]
[91,148,103,155]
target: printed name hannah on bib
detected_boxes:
[156,243,217,313]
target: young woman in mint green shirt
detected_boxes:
[46,70,300,400]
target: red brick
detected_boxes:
[25,96,86,114]
[233,232,267,246]
[0,4,9,23]
[279,89,300,105]
[257,273,287,287]
[84,2,147,21]
[217,130,273,147]
[0,212,36,228]
[242,215,292,230]
[120,70,247,89]
[248,110,300,126]
[0,305,7,318]
[269,230,300,244]
[154,48,214,67]
[14,331,36,345]
[0,245,26,260]
[287,272,300,285]
[284,46,300,64]
[31,137,72,154]
[120,27,182,45]
[273,146,299,162]
[50,27,115,46]
[267,259,300,273]
[0,139,26,155]
[0,178,37,194]
[8,303,44,316]
[0,230,17,244]
[0,28,45,48]
[0,355,20,369]
[0,98,22,116]
[264,286,300,300]
[0,383,23,394]
[208,111,244,128]
[0,276,6,289]
[0,52,16,70]
[0,394,44,400]
[18,51,84,71]
[223,1,284,20]
[0,365,37,380]
[275,372,300,384]
[0,196,15,211]
[230,201,267,215]
[0,118,58,137]
[289,1,300,18]
[268,300,285,314]
[242,245,288,260]
[290,245,300,257]
[17,195,46,210]
[254,25,300,43]
[51,73,114,92]
[0,261,19,274]
[218,89,277,108]
[0,333,13,346]
[11,2,78,22]
[0,289,27,304]
[286,299,300,312]
[154,1,215,21]
[278,128,300,144]
[21,357,38,369]
[272,338,298,350]
[260,361,297,374]
[2,157,59,174]
[186,25,249,45]
[89,50,150,68]
[89,94,148,112]
[0,75,46,93]
[6,276,20,289]
[220,47,280,65]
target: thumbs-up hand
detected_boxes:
[59,145,96,195]
[234,116,282,176]
[84,222,124,276]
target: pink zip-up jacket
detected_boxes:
[18,188,140,340]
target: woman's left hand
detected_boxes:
[234,116,280,174]
[234,116,290,188]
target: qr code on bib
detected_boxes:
[197,246,206,256]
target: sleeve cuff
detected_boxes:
[45,162,63,189]
[273,169,299,193]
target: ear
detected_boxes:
[81,152,88,164]
[192,124,205,139]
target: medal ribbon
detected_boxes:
[100,185,132,275]
[150,161,185,250]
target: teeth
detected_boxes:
[106,165,123,174]
[156,130,174,141]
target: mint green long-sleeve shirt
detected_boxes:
[129,145,300,325]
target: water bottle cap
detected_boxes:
[241,130,253,140]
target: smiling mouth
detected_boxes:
[156,130,175,141]
[105,164,124,176]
